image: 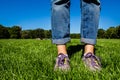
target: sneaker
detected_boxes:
[54,53,70,71]
[82,52,102,71]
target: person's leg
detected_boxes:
[51,0,70,55]
[57,45,67,55]
[81,0,100,46]
[51,0,70,70]
[51,0,70,45]
[84,44,94,54]
[81,0,101,71]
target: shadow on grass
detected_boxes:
[67,44,107,69]
[67,44,84,58]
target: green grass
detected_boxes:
[0,39,120,80]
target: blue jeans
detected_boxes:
[51,0,100,45]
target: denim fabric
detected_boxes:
[81,0,100,45]
[51,0,100,45]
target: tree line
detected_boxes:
[97,25,120,39]
[0,24,120,39]
[0,24,51,39]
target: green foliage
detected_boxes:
[116,25,120,38]
[44,30,52,39]
[21,30,31,39]
[97,29,105,38]
[97,25,120,39]
[1,24,120,39]
[0,25,21,39]
[105,27,117,39]
[35,28,45,39]
[70,33,80,39]
[0,25,10,39]
[21,29,51,39]
[8,26,22,39]
[0,25,52,39]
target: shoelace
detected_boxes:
[58,53,68,66]
[84,53,100,67]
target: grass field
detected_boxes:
[0,39,120,80]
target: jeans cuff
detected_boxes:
[81,38,96,45]
[52,38,70,45]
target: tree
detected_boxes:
[97,28,105,38]
[116,25,120,38]
[70,33,80,39]
[21,30,30,39]
[105,27,117,39]
[34,28,45,39]
[26,28,45,39]
[44,30,51,39]
[0,25,10,39]
[9,26,22,39]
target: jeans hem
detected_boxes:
[81,38,96,45]
[52,38,70,45]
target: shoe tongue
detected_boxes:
[58,53,68,61]
[58,53,68,57]
[84,52,93,58]
[58,53,66,66]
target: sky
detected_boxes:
[0,0,120,33]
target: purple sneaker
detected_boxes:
[82,52,102,71]
[54,53,70,71]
